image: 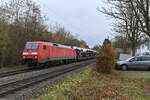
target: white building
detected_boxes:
[136,44,150,56]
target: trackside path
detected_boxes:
[117,71,150,79]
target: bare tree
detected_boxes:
[0,0,47,67]
[128,0,150,37]
[99,0,146,56]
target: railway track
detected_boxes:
[0,59,95,97]
[0,60,94,78]
[0,69,31,78]
[0,62,78,78]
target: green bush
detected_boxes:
[96,44,117,74]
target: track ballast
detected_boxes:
[0,59,95,97]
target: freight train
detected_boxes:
[22,41,96,68]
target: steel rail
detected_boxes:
[0,60,95,97]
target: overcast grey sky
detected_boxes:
[33,0,112,47]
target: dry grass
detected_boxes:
[0,65,27,73]
[38,67,150,100]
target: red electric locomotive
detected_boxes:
[22,41,77,67]
[22,41,97,68]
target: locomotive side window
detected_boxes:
[25,43,39,49]
[53,43,58,46]
[43,45,47,50]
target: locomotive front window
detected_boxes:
[25,43,39,49]
[43,45,47,50]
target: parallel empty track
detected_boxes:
[0,60,95,97]
[0,70,31,78]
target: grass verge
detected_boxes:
[38,67,150,100]
[0,65,27,73]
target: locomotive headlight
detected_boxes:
[31,52,38,55]
[23,56,26,59]
[23,52,29,55]
[34,56,38,59]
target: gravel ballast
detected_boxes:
[0,60,95,100]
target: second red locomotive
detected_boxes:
[22,41,96,67]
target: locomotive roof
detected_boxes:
[26,41,97,52]
[27,41,72,49]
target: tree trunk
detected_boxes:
[131,43,136,56]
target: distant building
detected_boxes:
[115,48,132,60]
[115,48,132,55]
[119,54,132,61]
[136,44,150,56]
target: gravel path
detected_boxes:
[118,71,150,78]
